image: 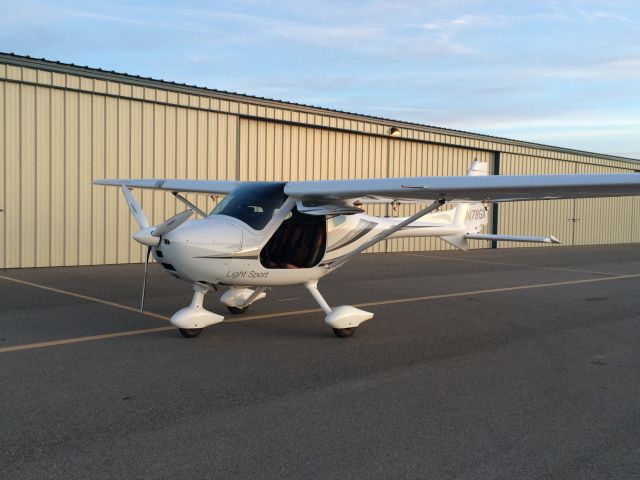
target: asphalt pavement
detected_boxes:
[2,245,640,479]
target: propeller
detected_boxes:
[141,245,152,312]
[121,185,149,229]
[120,186,194,311]
[152,210,194,237]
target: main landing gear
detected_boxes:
[332,327,357,338]
[170,282,371,339]
[170,283,224,338]
[304,280,373,338]
[171,285,268,338]
[179,327,204,338]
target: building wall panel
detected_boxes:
[35,86,50,266]
[91,94,105,265]
[20,84,36,267]
[78,91,93,265]
[498,155,574,247]
[49,88,65,266]
[116,96,131,264]
[574,163,637,245]
[128,99,143,263]
[5,81,20,268]
[0,82,5,269]
[1,58,639,267]
[104,95,119,265]
[386,141,491,252]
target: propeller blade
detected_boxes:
[121,185,150,229]
[140,245,152,312]
[152,210,193,237]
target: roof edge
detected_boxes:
[1,51,638,165]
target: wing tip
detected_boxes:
[94,179,123,186]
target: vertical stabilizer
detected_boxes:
[441,160,489,250]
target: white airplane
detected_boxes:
[95,160,640,338]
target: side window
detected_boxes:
[331,215,346,228]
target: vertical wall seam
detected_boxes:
[18,76,22,266]
[30,84,40,263]
[491,151,500,248]
[2,80,6,269]
[115,94,119,263]
[205,108,209,181]
[152,102,156,217]
[76,87,81,264]
[102,95,106,264]
[33,82,38,265]
[235,115,240,180]
[128,97,132,263]
[62,76,67,265]
[48,86,52,265]
[90,86,94,264]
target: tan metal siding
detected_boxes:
[497,154,574,248]
[35,85,50,266]
[78,90,92,265]
[104,95,119,265]
[21,83,36,267]
[386,142,492,252]
[116,94,130,264]
[1,58,639,267]
[498,155,639,247]
[0,80,5,269]
[92,93,105,265]
[5,81,21,268]
[50,87,65,265]
[574,163,638,245]
[239,118,390,252]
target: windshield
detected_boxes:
[210,182,287,230]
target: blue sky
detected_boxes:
[2,0,640,158]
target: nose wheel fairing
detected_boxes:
[220,287,267,310]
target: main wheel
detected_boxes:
[179,328,203,338]
[227,305,249,314]
[332,327,357,338]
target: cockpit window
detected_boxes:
[209,182,287,230]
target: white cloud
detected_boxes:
[523,56,640,80]
[421,14,496,31]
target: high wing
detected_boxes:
[94,179,242,195]
[284,173,640,203]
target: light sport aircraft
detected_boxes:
[95,160,640,339]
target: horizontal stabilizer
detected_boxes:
[465,233,561,244]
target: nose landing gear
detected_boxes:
[220,287,267,314]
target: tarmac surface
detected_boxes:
[2,245,640,479]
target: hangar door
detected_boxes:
[238,118,494,253]
[386,139,493,252]
[237,117,389,253]
[498,155,640,246]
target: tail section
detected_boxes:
[441,160,489,250]
[387,159,559,248]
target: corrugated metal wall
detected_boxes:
[497,154,640,247]
[1,56,639,268]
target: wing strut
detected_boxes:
[172,192,207,218]
[327,198,445,271]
